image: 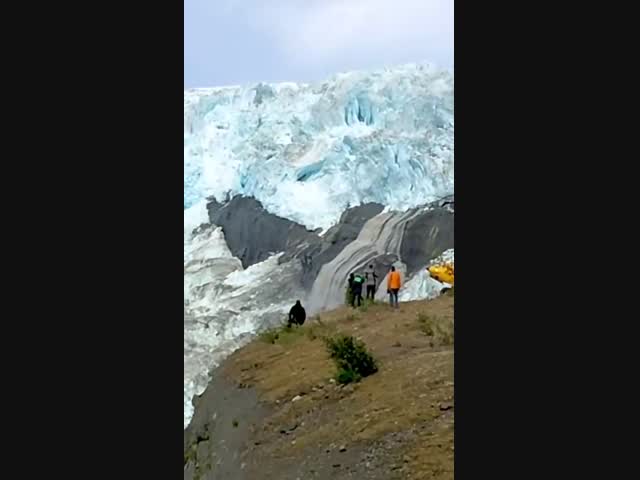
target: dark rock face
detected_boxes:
[207,196,319,269]
[208,195,384,285]
[286,203,384,289]
[356,253,400,283]
[400,207,454,276]
[205,193,452,287]
[436,194,454,209]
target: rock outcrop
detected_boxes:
[207,196,319,269]
[400,207,454,277]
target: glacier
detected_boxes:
[184,63,454,429]
[184,223,305,428]
[184,63,454,230]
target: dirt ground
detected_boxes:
[184,294,454,480]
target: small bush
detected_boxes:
[278,324,307,345]
[325,334,378,384]
[336,368,361,384]
[259,321,307,345]
[232,419,239,428]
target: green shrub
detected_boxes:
[336,368,361,384]
[325,334,378,384]
[259,322,307,345]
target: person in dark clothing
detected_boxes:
[346,273,355,305]
[351,273,364,308]
[364,264,377,300]
[288,300,306,327]
[348,273,355,290]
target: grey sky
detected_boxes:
[184,0,453,88]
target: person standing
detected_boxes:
[351,273,364,308]
[364,264,377,301]
[387,266,402,308]
[346,273,355,306]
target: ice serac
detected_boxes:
[184,63,454,230]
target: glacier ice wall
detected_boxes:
[184,63,454,230]
[184,218,307,428]
[183,251,305,429]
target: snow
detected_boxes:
[399,269,448,302]
[400,249,455,302]
[183,200,209,237]
[427,248,454,267]
[184,63,454,229]
[183,200,217,259]
[183,226,305,428]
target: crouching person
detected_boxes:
[288,300,306,327]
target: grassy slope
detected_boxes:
[187,294,454,480]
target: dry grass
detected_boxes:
[417,312,454,346]
[218,295,454,479]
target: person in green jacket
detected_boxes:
[351,273,364,308]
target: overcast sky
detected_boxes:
[184,0,453,88]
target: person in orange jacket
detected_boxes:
[387,266,402,308]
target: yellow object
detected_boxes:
[428,263,454,285]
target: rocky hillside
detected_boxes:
[184,294,454,480]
